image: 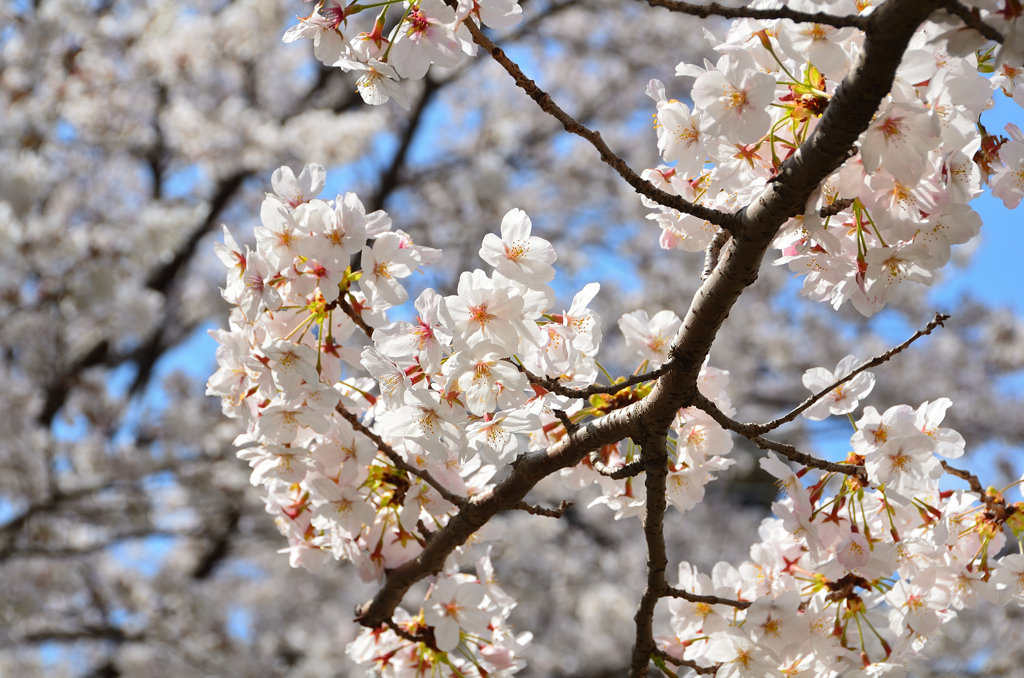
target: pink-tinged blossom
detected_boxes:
[859,101,941,184]
[992,554,1024,606]
[298,193,369,271]
[915,398,965,459]
[234,248,282,321]
[372,288,451,374]
[282,13,347,66]
[351,59,411,110]
[442,269,527,355]
[837,531,871,570]
[424,578,491,652]
[237,444,317,486]
[270,163,325,208]
[691,50,777,145]
[442,341,528,415]
[776,20,854,80]
[359,232,417,307]
[466,409,540,466]
[561,282,602,354]
[864,242,936,303]
[479,208,556,285]
[704,629,782,678]
[307,474,375,539]
[255,197,308,271]
[914,204,981,266]
[801,355,875,420]
[360,347,412,409]
[851,404,918,457]
[885,571,946,636]
[379,388,466,458]
[991,137,1024,209]
[864,433,942,501]
[389,0,464,80]
[261,339,320,392]
[618,309,681,367]
[745,591,807,653]
[256,398,330,444]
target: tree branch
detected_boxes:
[352,0,946,643]
[695,393,867,480]
[338,293,375,338]
[589,452,646,479]
[739,312,950,436]
[335,405,467,508]
[463,19,740,231]
[513,360,673,398]
[665,586,751,610]
[641,0,869,29]
[629,435,670,678]
[354,402,642,628]
[514,499,573,517]
[943,0,1005,43]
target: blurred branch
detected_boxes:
[944,1,1005,43]
[640,0,869,28]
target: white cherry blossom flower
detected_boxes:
[479,208,556,285]
[691,50,777,145]
[618,309,681,367]
[801,355,875,420]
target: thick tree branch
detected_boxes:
[353,0,946,643]
[463,19,740,231]
[641,0,868,29]
[354,403,641,628]
[630,434,671,678]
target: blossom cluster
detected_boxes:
[210,162,730,674]
[205,1,1024,675]
[656,356,1024,677]
[642,5,1024,316]
[284,0,522,110]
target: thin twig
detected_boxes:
[652,648,718,675]
[337,294,375,338]
[695,394,867,481]
[741,313,950,436]
[514,499,573,518]
[384,618,432,646]
[513,360,673,398]
[941,460,1017,523]
[665,586,751,610]
[553,409,579,434]
[944,0,1005,43]
[335,405,467,508]
[464,19,739,232]
[641,0,869,29]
